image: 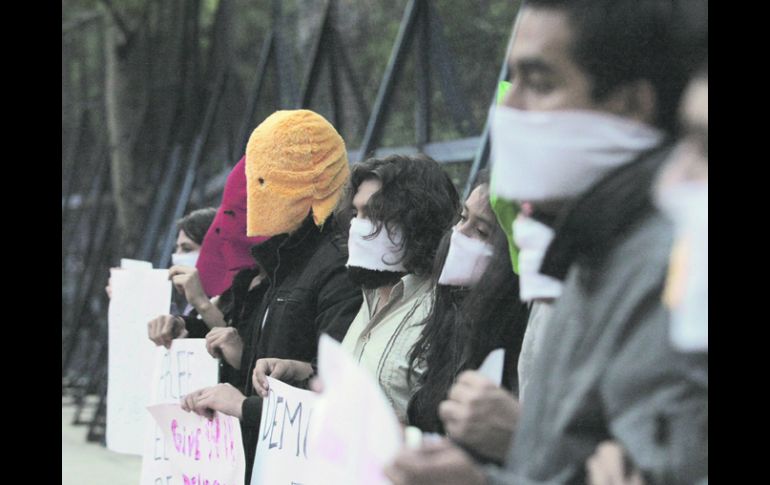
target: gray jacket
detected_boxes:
[485,147,708,485]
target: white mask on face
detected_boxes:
[346,217,407,272]
[490,105,663,202]
[438,228,495,287]
[513,215,563,302]
[171,251,200,268]
[656,181,708,352]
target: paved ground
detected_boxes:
[62,398,142,485]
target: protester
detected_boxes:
[386,1,708,483]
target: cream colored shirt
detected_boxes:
[341,274,433,423]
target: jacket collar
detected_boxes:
[250,215,333,277]
[540,142,674,280]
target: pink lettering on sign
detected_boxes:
[222,416,237,461]
[170,419,202,460]
[182,472,224,485]
[172,415,240,465]
[206,416,222,461]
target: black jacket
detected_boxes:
[237,216,363,483]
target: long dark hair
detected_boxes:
[334,155,461,276]
[406,170,530,433]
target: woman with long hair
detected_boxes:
[407,170,530,434]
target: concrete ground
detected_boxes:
[62,397,142,485]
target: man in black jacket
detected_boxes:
[181,109,362,483]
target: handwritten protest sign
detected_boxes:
[251,378,318,485]
[107,268,171,454]
[141,339,220,484]
[250,336,404,484]
[306,335,403,485]
[148,404,245,485]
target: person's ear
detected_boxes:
[602,80,657,126]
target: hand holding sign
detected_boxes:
[181,383,246,420]
[169,265,208,309]
[205,327,244,368]
[438,370,520,463]
[251,358,315,397]
[148,314,188,348]
[251,336,406,485]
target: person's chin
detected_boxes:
[347,266,405,289]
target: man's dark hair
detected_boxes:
[336,154,461,276]
[526,0,708,133]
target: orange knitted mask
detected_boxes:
[245,110,350,236]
